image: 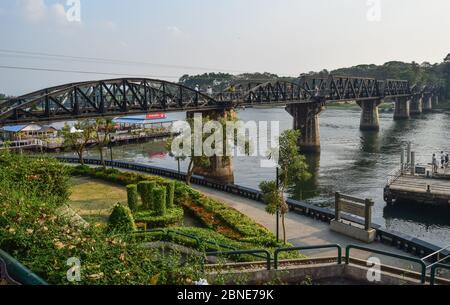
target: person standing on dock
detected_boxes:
[441,151,446,169]
[446,153,449,169]
[432,154,438,174]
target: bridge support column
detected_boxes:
[186,109,235,184]
[423,95,433,113]
[357,99,382,131]
[287,102,324,153]
[393,97,410,120]
[410,96,423,115]
[434,95,439,106]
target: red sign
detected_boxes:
[146,113,166,120]
[148,152,167,159]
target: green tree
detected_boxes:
[93,118,115,169]
[167,112,251,185]
[61,121,95,165]
[259,130,311,244]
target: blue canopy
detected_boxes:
[2,125,27,133]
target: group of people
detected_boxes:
[432,151,449,173]
[194,84,240,97]
[194,84,214,96]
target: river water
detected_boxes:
[60,105,450,247]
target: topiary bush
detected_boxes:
[137,181,156,210]
[164,181,175,209]
[153,187,167,216]
[134,206,184,228]
[126,184,138,212]
[108,204,137,233]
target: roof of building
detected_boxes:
[113,114,176,125]
[2,125,28,133]
[1,124,56,133]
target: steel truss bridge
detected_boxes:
[0,75,442,126]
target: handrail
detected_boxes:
[274,244,342,269]
[430,263,450,285]
[0,249,48,285]
[131,229,236,252]
[346,245,427,284]
[167,230,201,248]
[421,244,450,268]
[205,249,272,270]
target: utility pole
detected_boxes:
[109,142,114,168]
[276,166,280,243]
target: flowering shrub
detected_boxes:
[0,154,204,285]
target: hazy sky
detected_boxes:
[1,0,450,95]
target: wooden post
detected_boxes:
[364,199,374,231]
[401,149,405,172]
[335,192,341,221]
[407,143,411,165]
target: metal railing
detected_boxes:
[422,244,450,271]
[132,229,230,251]
[274,244,342,269]
[345,244,428,284]
[205,249,272,271]
[430,263,450,285]
[0,249,48,285]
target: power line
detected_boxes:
[0,64,295,83]
[0,48,251,74]
[0,65,180,79]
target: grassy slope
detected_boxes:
[69,177,127,225]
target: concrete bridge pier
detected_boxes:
[423,95,433,113]
[410,96,423,115]
[393,97,411,120]
[434,95,439,106]
[287,102,324,153]
[186,109,235,184]
[357,99,382,131]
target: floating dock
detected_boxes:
[384,164,450,206]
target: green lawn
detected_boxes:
[69,176,127,225]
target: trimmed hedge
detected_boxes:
[134,207,184,228]
[175,183,281,247]
[164,181,175,209]
[126,184,138,212]
[152,187,167,216]
[108,204,137,233]
[137,181,156,210]
[70,165,282,248]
